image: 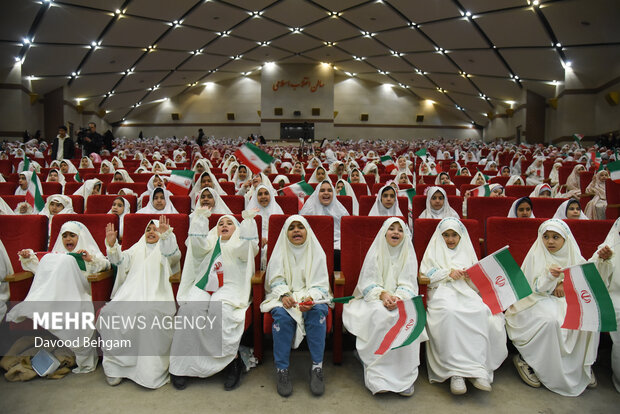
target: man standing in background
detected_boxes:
[51,125,74,160]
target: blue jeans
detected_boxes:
[271,304,328,370]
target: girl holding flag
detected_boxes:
[343,217,426,396]
[506,219,610,396]
[169,209,259,391]
[420,218,507,395]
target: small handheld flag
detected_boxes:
[380,155,396,173]
[374,296,426,355]
[194,239,224,294]
[166,170,194,195]
[282,180,314,210]
[67,252,87,271]
[234,143,275,174]
[606,160,620,183]
[297,296,355,307]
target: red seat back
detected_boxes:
[84,195,138,214]
[413,218,482,267]
[123,214,189,266]
[64,181,107,195]
[489,176,509,186]
[505,185,535,198]
[580,171,595,192]
[221,195,245,214]
[486,218,545,265]
[274,196,298,214]
[358,196,408,217]
[43,194,84,213]
[530,197,567,218]
[0,215,48,272]
[566,219,614,259]
[267,215,334,276]
[349,182,369,202]
[451,176,472,187]
[49,214,118,253]
[83,173,115,183]
[1,195,25,209]
[106,182,147,195]
[417,184,458,196]
[0,182,17,195]
[219,181,235,195]
[41,182,62,195]
[128,173,152,182]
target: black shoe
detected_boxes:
[309,367,324,396]
[277,369,293,397]
[171,374,187,390]
[224,357,243,390]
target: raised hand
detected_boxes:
[105,222,117,246]
[597,245,613,261]
[18,249,32,259]
[157,215,170,233]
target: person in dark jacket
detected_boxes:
[51,125,75,160]
[78,122,103,155]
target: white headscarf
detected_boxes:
[507,197,536,218]
[60,159,78,174]
[232,164,252,190]
[529,183,552,197]
[369,185,404,217]
[506,175,525,186]
[470,171,488,185]
[113,169,134,183]
[246,183,282,230]
[553,199,588,220]
[73,178,102,207]
[521,219,585,287]
[79,157,94,169]
[99,160,115,174]
[40,194,75,218]
[549,162,562,185]
[51,221,102,255]
[46,169,66,186]
[15,171,43,197]
[107,197,130,237]
[299,180,349,249]
[137,187,179,214]
[307,166,330,184]
[420,217,478,278]
[353,217,417,299]
[335,179,360,215]
[418,186,459,219]
[190,187,232,218]
[111,156,124,169]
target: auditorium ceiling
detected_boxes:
[3,0,619,127]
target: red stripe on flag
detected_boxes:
[25,192,34,207]
[561,269,583,330]
[235,149,261,174]
[166,182,189,195]
[375,300,407,355]
[467,263,503,314]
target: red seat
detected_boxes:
[64,181,107,195]
[363,174,376,186]
[451,176,472,187]
[0,182,17,195]
[221,195,245,214]
[49,214,118,252]
[580,171,595,192]
[349,182,370,202]
[417,184,458,196]
[0,159,11,176]
[253,215,338,363]
[417,175,437,185]
[489,176,510,186]
[83,173,115,183]
[3,173,19,183]
[411,195,464,219]
[274,196,298,214]
[106,182,147,195]
[219,181,235,195]
[486,218,545,265]
[459,184,478,195]
[128,173,152,182]
[42,194,84,213]
[466,196,516,247]
[358,196,408,217]
[606,180,620,219]
[565,219,614,259]
[530,197,568,218]
[0,195,25,210]
[84,195,138,214]
[505,185,535,198]
[41,182,62,195]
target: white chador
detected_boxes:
[99,220,180,389]
[418,187,459,219]
[420,218,507,384]
[299,180,349,250]
[594,217,620,392]
[506,219,600,396]
[260,215,332,348]
[0,239,13,322]
[343,218,427,394]
[169,211,258,377]
[6,221,109,373]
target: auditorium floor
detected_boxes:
[1,344,618,414]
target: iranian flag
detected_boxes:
[194,239,224,294]
[374,296,426,355]
[25,172,45,213]
[234,143,274,174]
[282,181,315,209]
[607,160,620,183]
[166,170,194,195]
[20,157,31,172]
[466,246,532,314]
[74,171,82,183]
[562,263,617,332]
[415,148,427,159]
[573,134,583,147]
[380,155,396,172]
[589,151,601,170]
[398,188,416,223]
[471,184,492,197]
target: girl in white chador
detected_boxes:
[506,219,606,396]
[260,215,331,397]
[418,187,459,219]
[99,216,179,389]
[6,221,109,373]
[169,210,258,391]
[420,218,507,395]
[343,217,426,396]
[592,218,619,392]
[368,185,404,217]
[246,184,284,269]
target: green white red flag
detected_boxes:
[234,143,274,174]
[282,180,314,209]
[606,160,620,183]
[166,170,194,195]
[25,172,45,213]
[471,184,492,197]
[562,262,616,332]
[374,296,426,355]
[466,246,532,314]
[194,239,224,294]
[380,155,396,172]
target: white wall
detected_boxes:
[0,63,44,140]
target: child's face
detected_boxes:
[475,175,485,185]
[336,182,344,193]
[439,174,450,184]
[49,201,64,215]
[566,202,582,219]
[60,162,69,173]
[200,190,215,208]
[18,174,27,189]
[490,187,503,197]
[145,223,160,244]
[112,159,118,168]
[218,217,236,240]
[48,171,58,182]
[385,222,404,247]
[398,174,408,184]
[92,183,101,195]
[292,163,303,174]
[153,192,166,210]
[111,199,125,215]
[153,176,163,187]
[501,168,510,177]
[350,170,360,183]
[195,164,205,174]
[287,221,307,245]
[381,188,396,209]
[442,229,460,249]
[319,183,333,206]
[516,201,532,218]
[114,172,124,182]
[237,167,248,181]
[430,191,444,210]
[257,188,270,207]
[543,230,565,253]
[62,231,79,251]
[397,157,406,169]
[316,168,326,182]
[101,164,110,174]
[539,190,551,198]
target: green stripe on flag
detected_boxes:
[74,171,82,183]
[245,143,274,164]
[582,263,617,332]
[31,173,45,212]
[494,247,532,300]
[67,252,87,271]
[332,296,354,304]
[392,296,426,349]
[21,157,30,172]
[298,180,315,195]
[195,239,222,291]
[415,148,427,157]
[171,169,195,179]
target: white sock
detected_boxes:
[312,362,322,370]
